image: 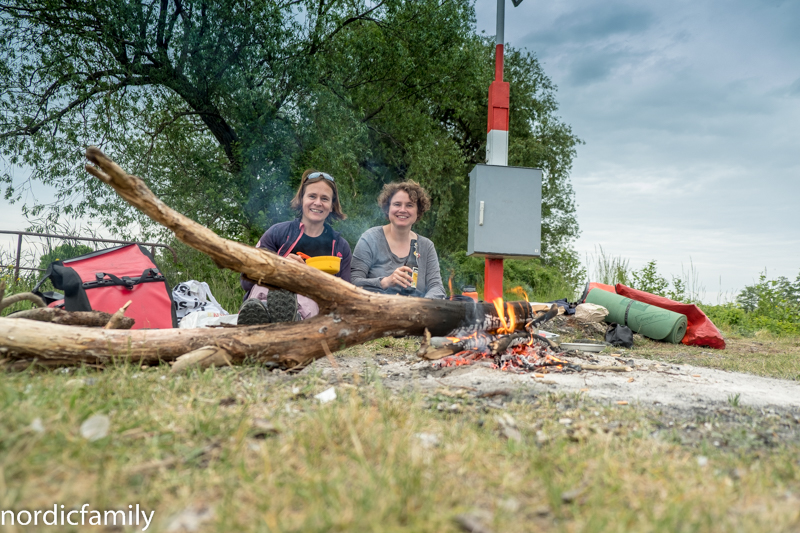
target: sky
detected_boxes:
[3,0,799,301]
[475,0,800,302]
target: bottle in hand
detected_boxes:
[405,239,419,290]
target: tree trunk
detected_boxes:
[0,147,536,370]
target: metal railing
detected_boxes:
[0,230,178,281]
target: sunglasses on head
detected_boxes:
[306,172,335,183]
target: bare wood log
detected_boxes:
[579,364,633,372]
[104,300,133,329]
[0,148,540,370]
[0,292,46,313]
[7,307,134,329]
[170,346,233,374]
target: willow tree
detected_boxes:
[0,0,580,271]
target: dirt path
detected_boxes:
[407,353,800,409]
[322,348,800,411]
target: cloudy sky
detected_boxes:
[3,0,798,301]
[476,0,800,301]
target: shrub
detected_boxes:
[700,271,800,336]
[438,252,578,302]
[37,243,94,270]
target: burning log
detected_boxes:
[417,303,561,360]
[420,333,493,361]
[0,147,543,370]
[489,332,560,355]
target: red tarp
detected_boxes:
[583,282,617,297]
[585,283,726,349]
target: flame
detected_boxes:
[492,297,509,333]
[506,302,516,332]
[448,274,454,299]
[491,298,519,334]
[509,286,529,302]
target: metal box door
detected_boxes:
[467,164,542,258]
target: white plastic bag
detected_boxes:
[179,311,238,329]
[574,303,609,323]
[173,280,228,324]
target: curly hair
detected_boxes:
[377,180,431,222]
[289,169,347,221]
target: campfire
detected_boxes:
[418,296,578,374]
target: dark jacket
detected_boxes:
[240,218,352,296]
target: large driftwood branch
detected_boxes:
[0,147,538,370]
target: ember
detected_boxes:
[433,338,572,373]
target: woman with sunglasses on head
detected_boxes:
[239,169,352,325]
[351,180,446,299]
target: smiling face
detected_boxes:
[387,190,418,229]
[300,180,334,226]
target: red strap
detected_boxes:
[282,223,305,257]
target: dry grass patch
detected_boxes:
[1,358,800,532]
[625,335,800,381]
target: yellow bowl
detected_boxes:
[305,255,341,275]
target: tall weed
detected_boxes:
[585,245,629,286]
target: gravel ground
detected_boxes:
[308,339,800,451]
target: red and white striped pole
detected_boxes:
[484,0,510,303]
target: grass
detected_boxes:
[614,333,800,382]
[1,339,800,532]
[3,248,800,531]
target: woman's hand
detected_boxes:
[381,266,414,289]
[285,253,307,264]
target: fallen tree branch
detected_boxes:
[6,307,134,329]
[0,291,46,313]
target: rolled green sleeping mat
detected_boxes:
[584,289,687,344]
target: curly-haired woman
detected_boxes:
[351,180,445,299]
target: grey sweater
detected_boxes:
[351,226,446,299]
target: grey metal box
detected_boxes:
[467,164,542,258]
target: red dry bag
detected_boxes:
[33,244,177,329]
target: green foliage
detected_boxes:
[727,393,741,407]
[701,270,800,336]
[438,252,578,302]
[701,303,747,328]
[630,260,669,296]
[37,243,94,270]
[1,0,582,282]
[736,271,800,316]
